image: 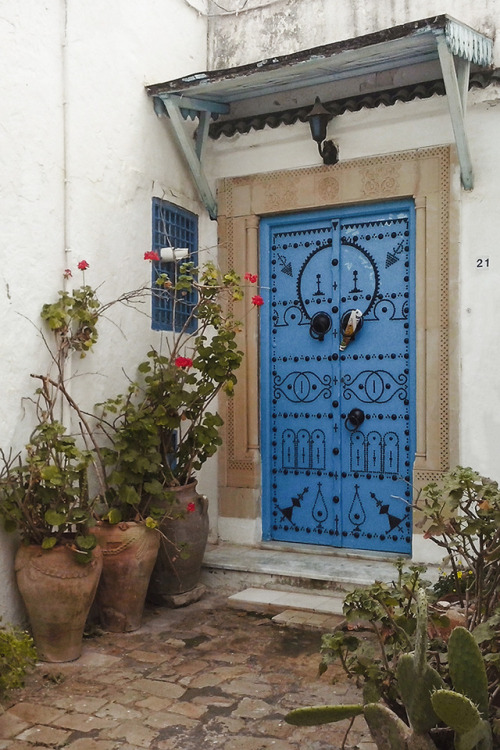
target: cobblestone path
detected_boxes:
[0,592,375,749]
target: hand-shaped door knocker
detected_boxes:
[340,309,363,351]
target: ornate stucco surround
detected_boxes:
[217,146,459,528]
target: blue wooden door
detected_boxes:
[260,202,415,555]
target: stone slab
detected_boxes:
[228,587,345,617]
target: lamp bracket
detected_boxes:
[319,139,339,165]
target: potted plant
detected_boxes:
[37,261,168,634]
[0,260,155,652]
[0,261,106,662]
[89,458,164,633]
[41,262,164,634]
[97,258,262,606]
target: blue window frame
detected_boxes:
[151,198,198,331]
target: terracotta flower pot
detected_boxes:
[15,543,103,663]
[147,482,209,606]
[92,521,160,632]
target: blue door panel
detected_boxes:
[260,202,415,555]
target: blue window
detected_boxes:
[151,198,198,331]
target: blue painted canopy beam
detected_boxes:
[436,35,473,190]
[153,94,229,220]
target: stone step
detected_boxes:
[228,586,345,630]
[202,542,433,595]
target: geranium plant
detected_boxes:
[0,262,103,560]
[0,261,148,559]
[96,259,261,522]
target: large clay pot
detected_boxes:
[92,521,160,632]
[15,543,103,663]
[148,482,209,606]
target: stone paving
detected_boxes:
[0,591,375,749]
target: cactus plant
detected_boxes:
[431,690,481,733]
[287,700,439,750]
[430,626,492,750]
[285,592,494,750]
[396,589,445,734]
[285,704,363,726]
[364,703,438,750]
[447,627,489,719]
[431,691,492,750]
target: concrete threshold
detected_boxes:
[201,542,434,595]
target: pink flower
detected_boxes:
[186,502,196,513]
[77,260,89,271]
[244,272,258,283]
[252,295,264,307]
[175,356,193,369]
[63,268,72,279]
[144,251,160,261]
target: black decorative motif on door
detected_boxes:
[260,203,415,554]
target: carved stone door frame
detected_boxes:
[216,147,458,547]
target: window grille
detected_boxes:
[151,198,198,332]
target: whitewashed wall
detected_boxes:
[0,0,209,624]
[207,0,499,67]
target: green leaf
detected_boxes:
[75,534,97,551]
[143,479,164,496]
[41,537,57,550]
[118,485,140,506]
[40,465,64,485]
[68,508,89,524]
[105,508,122,524]
[44,510,67,527]
[73,548,93,564]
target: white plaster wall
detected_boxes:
[458,88,500,476]
[0,0,211,623]
[0,3,66,624]
[208,0,498,68]
[63,0,210,406]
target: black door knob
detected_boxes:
[310,312,332,341]
[345,408,365,431]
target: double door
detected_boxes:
[260,201,415,555]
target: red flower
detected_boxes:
[244,272,258,283]
[186,502,196,513]
[77,260,89,271]
[252,295,264,307]
[144,250,160,261]
[175,356,193,369]
[63,268,72,279]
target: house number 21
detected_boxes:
[476,258,490,268]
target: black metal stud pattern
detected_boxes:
[262,207,414,554]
